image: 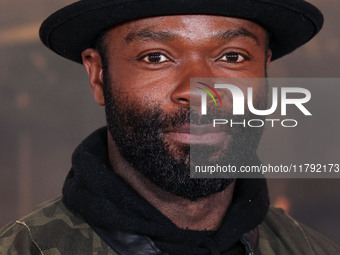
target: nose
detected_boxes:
[170,59,214,107]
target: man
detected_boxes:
[1,0,339,254]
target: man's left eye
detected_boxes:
[219,52,248,63]
[141,52,169,64]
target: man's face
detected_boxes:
[100,15,270,200]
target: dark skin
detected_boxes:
[82,15,271,231]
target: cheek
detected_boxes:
[246,83,268,111]
[108,65,176,108]
[108,74,168,110]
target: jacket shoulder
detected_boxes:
[258,206,340,255]
[0,198,118,255]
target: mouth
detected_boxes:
[164,124,228,145]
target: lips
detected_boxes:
[164,124,228,145]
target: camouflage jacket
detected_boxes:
[1,198,340,255]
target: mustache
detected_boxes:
[157,107,234,130]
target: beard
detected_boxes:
[103,74,266,201]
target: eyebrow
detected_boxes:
[214,27,259,45]
[124,27,259,44]
[125,29,175,43]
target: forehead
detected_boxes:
[104,15,267,44]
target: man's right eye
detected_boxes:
[140,52,169,64]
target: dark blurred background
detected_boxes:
[1,0,340,245]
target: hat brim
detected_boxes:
[39,0,323,63]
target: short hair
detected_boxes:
[95,31,109,70]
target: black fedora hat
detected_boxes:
[40,0,323,64]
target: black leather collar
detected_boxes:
[91,224,259,255]
[91,225,168,255]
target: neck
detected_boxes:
[107,132,235,231]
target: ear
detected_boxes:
[265,49,272,71]
[81,49,105,106]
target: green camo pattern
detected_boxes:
[0,198,118,255]
[1,198,340,255]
